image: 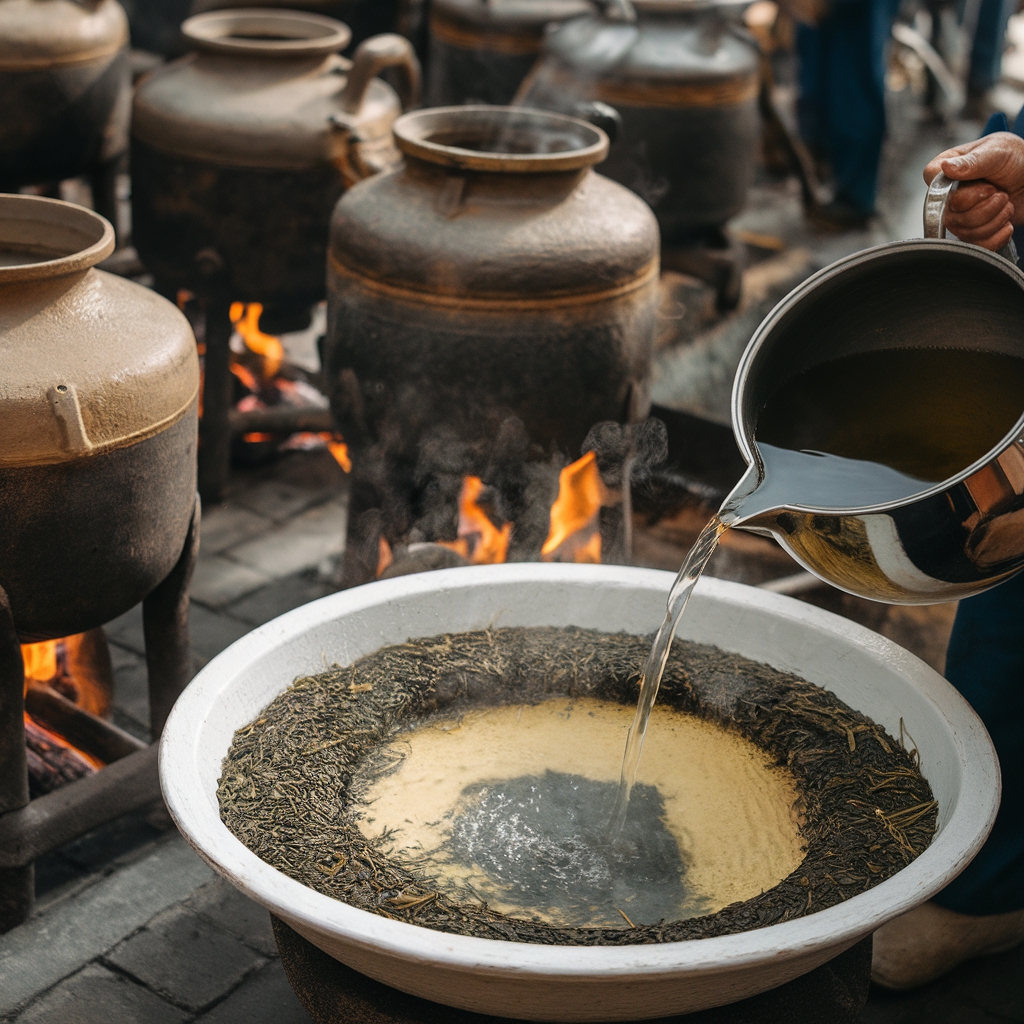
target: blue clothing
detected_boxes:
[969,0,1015,94]
[933,571,1024,915]
[797,0,903,215]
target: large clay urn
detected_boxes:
[0,0,130,188]
[324,105,660,471]
[523,0,760,242]
[426,0,590,106]
[0,194,198,642]
[130,8,420,311]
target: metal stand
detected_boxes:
[0,497,200,933]
[272,917,873,1024]
[198,296,235,506]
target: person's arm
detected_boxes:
[923,132,1024,251]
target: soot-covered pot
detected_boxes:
[0,0,130,189]
[426,0,590,106]
[324,105,661,467]
[131,8,420,310]
[524,0,759,242]
[0,194,198,642]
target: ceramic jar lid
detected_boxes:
[0,194,199,468]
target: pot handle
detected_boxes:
[924,170,1019,264]
[339,33,421,114]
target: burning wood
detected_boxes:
[20,631,117,797]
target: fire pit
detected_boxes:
[161,564,998,1021]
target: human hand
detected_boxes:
[923,132,1024,251]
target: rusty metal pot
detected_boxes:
[130,8,420,308]
[0,0,130,189]
[324,105,660,472]
[0,194,199,642]
[426,0,590,106]
[521,0,759,241]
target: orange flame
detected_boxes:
[318,432,352,472]
[541,451,605,563]
[377,535,393,578]
[439,476,511,565]
[230,302,284,380]
[21,640,58,687]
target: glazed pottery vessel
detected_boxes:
[0,194,198,641]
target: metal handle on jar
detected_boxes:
[924,170,1019,264]
[339,33,421,115]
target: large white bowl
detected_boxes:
[160,564,999,1022]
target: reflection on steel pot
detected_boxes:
[728,173,1024,604]
[0,0,130,188]
[323,105,661,467]
[426,0,590,106]
[521,0,760,241]
[0,194,198,641]
[130,8,419,307]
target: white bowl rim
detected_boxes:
[160,562,999,980]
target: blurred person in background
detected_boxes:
[789,0,903,228]
[964,0,1017,116]
[871,130,1024,989]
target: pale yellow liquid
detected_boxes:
[356,697,805,928]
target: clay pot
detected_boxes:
[0,0,130,187]
[130,8,420,309]
[0,194,199,642]
[189,0,402,54]
[426,0,590,106]
[324,105,660,468]
[524,0,760,241]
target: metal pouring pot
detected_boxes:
[728,172,1024,604]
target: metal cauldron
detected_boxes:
[0,194,199,641]
[426,0,590,106]
[323,105,661,469]
[520,0,759,242]
[728,173,1024,604]
[0,0,130,222]
[130,8,420,309]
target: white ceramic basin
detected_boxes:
[160,564,999,1022]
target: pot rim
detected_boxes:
[0,194,114,284]
[730,236,1024,516]
[181,8,351,58]
[160,563,998,1014]
[392,105,609,172]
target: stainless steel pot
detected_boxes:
[728,173,1024,604]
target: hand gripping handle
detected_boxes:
[924,170,1019,264]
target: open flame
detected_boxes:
[230,302,284,381]
[439,476,512,565]
[541,451,605,563]
[21,634,114,792]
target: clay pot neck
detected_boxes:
[0,195,113,285]
[393,106,609,174]
[181,9,351,59]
